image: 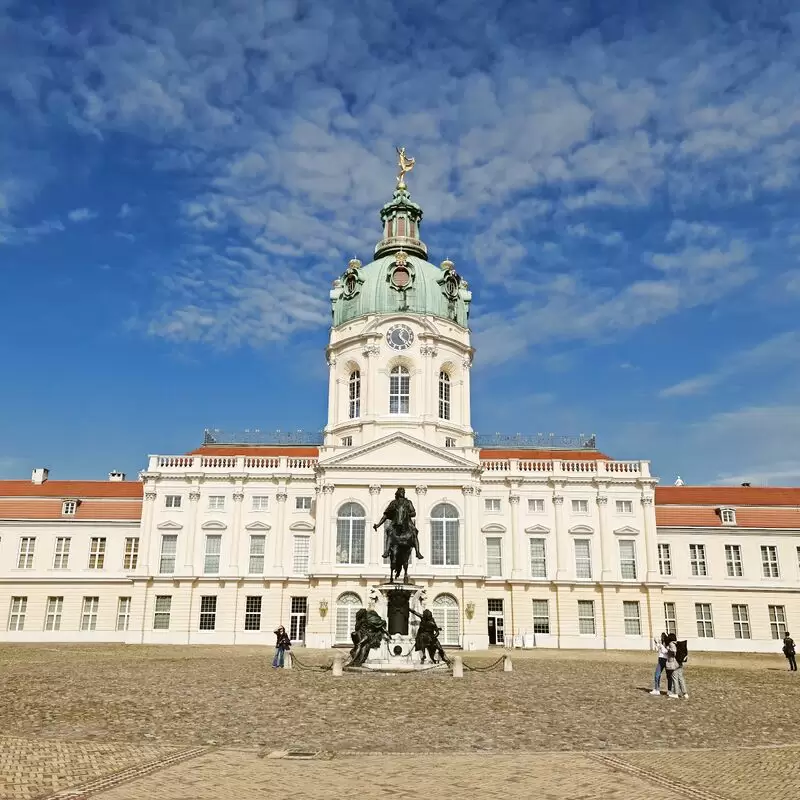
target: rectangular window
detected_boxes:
[769,605,788,640]
[619,540,637,579]
[531,599,550,634]
[725,544,743,577]
[116,597,131,631]
[529,538,547,578]
[695,603,714,638]
[290,596,307,642]
[293,535,310,574]
[486,537,502,577]
[336,513,366,565]
[8,596,27,631]
[159,534,178,574]
[204,535,222,574]
[797,545,800,574]
[208,495,225,511]
[484,498,501,513]
[248,535,266,574]
[45,597,63,631]
[528,498,545,513]
[389,368,410,414]
[431,514,459,566]
[574,539,592,579]
[199,596,217,631]
[623,601,642,635]
[616,500,633,514]
[445,437,456,448]
[438,372,451,420]
[165,495,182,509]
[17,537,36,569]
[578,600,596,635]
[153,595,172,630]
[349,370,361,419]
[761,545,780,578]
[572,499,588,514]
[62,500,77,516]
[341,436,353,447]
[123,537,139,570]
[81,597,99,631]
[658,543,672,576]
[88,537,106,569]
[720,508,736,524]
[732,604,751,639]
[295,496,312,511]
[689,544,707,576]
[244,596,262,631]
[251,496,269,511]
[53,537,71,569]
[664,602,677,636]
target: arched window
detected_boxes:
[438,371,451,420]
[349,370,361,419]
[335,592,363,644]
[336,502,366,564]
[430,503,460,566]
[389,365,410,414]
[432,594,460,646]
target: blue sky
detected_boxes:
[2,0,800,485]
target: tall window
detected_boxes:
[199,596,217,630]
[8,597,27,631]
[695,603,714,637]
[290,597,307,642]
[116,597,131,631]
[53,537,71,569]
[725,544,743,577]
[658,543,671,576]
[249,535,266,574]
[531,599,550,634]
[761,545,780,578]
[578,600,596,635]
[732,604,751,639]
[623,601,642,635]
[529,538,547,578]
[689,544,707,576]
[88,537,106,569]
[335,592,363,644]
[45,597,63,631]
[574,539,592,579]
[618,540,637,579]
[123,538,139,570]
[485,537,502,577]
[430,503,460,566]
[81,597,99,631]
[349,370,361,419]
[159,534,178,574]
[769,605,788,640]
[153,596,172,630]
[432,594,460,645]
[389,365,410,414]
[17,537,36,569]
[664,602,677,635]
[336,503,366,565]
[244,596,262,631]
[438,371,451,420]
[204,535,222,574]
[293,536,310,574]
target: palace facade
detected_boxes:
[1,179,798,653]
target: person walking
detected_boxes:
[783,632,797,672]
[666,633,689,700]
[650,632,670,695]
[272,625,291,669]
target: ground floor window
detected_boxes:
[335,592,362,644]
[664,602,677,636]
[578,600,596,635]
[116,597,131,631]
[732,604,751,639]
[8,597,27,631]
[199,596,217,631]
[623,601,641,636]
[244,596,262,631]
[81,597,99,631]
[290,597,307,642]
[45,596,63,631]
[769,605,788,640]
[153,595,172,630]
[695,603,714,638]
[531,599,550,634]
[432,594,460,645]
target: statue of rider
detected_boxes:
[373,487,424,560]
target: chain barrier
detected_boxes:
[462,656,507,672]
[287,652,336,672]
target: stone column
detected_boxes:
[185,487,201,573]
[641,495,659,582]
[320,484,335,566]
[509,494,523,579]
[415,485,429,561]
[368,484,382,567]
[597,494,614,581]
[272,488,288,573]
[362,344,379,418]
[553,494,568,580]
[142,490,157,574]
[462,485,476,570]
[420,345,433,420]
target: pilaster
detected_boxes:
[229,489,244,575]
[272,488,288,573]
[142,489,156,574]
[185,487,201,573]
[597,493,613,581]
[553,494,568,580]
[415,484,429,560]
[509,493,523,578]
[368,484,382,567]
[641,495,659,582]
[319,484,335,566]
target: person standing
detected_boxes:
[650,632,670,695]
[666,633,689,700]
[272,625,291,669]
[783,632,797,672]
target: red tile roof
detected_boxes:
[0,499,142,521]
[0,480,143,499]
[656,506,800,529]
[656,487,800,507]
[187,446,320,457]
[478,449,610,460]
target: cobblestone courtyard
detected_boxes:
[1,645,798,799]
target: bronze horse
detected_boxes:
[388,500,413,583]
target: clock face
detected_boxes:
[386,324,414,351]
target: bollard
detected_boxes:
[503,654,513,672]
[452,655,463,678]
[332,653,344,677]
[283,652,292,670]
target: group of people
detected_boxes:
[650,632,689,699]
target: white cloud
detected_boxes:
[118,203,132,218]
[67,207,98,223]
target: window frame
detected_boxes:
[623,600,642,636]
[293,535,311,575]
[251,495,269,512]
[658,543,672,576]
[484,497,501,513]
[248,534,266,575]
[731,604,751,639]
[199,595,217,631]
[388,364,410,415]
[348,369,361,419]
[769,605,788,640]
[529,537,547,578]
[695,602,714,638]
[664,601,677,636]
[80,596,99,631]
[62,500,77,516]
[208,495,225,511]
[53,536,71,569]
[615,500,633,514]
[528,498,545,513]
[204,534,222,574]
[17,537,36,569]
[123,537,139,570]
[45,596,63,631]
[153,595,172,630]
[88,537,107,570]
[295,496,312,511]
[335,502,366,565]
[720,507,737,525]
[574,538,592,580]
[244,595,262,631]
[116,597,132,631]
[577,600,596,635]
[761,545,780,578]
[165,495,182,509]
[531,599,550,634]
[618,539,637,580]
[8,596,27,631]
[485,536,503,577]
[438,370,451,420]
[571,499,589,514]
[689,543,708,577]
[430,503,460,566]
[725,544,743,577]
[159,534,178,574]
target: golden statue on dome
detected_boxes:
[396,146,415,187]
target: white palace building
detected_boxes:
[1,172,799,654]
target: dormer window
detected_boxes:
[62,500,78,516]
[720,507,737,525]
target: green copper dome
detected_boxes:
[330,184,472,328]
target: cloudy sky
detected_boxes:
[2,0,800,485]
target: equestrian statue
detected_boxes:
[373,487,423,584]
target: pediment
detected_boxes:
[613,525,640,536]
[318,432,478,471]
[156,520,182,530]
[481,523,507,533]
[201,520,227,530]
[525,524,551,534]
[568,524,595,534]
[245,521,271,531]
[289,521,315,531]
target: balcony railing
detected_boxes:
[479,459,650,477]
[149,455,319,473]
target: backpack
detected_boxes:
[675,640,688,665]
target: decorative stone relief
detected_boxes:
[233,491,245,503]
[641,496,654,505]
[144,491,157,502]
[276,489,289,502]
[462,358,472,370]
[322,484,336,495]
[369,484,382,495]
[189,489,201,502]
[415,485,428,495]
[362,344,380,358]
[552,495,564,506]
[420,345,439,357]
[509,495,520,505]
[596,496,609,505]
[461,485,475,496]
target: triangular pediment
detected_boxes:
[613,525,640,536]
[201,520,227,530]
[568,524,595,534]
[525,524,551,534]
[318,432,478,471]
[481,523,507,533]
[245,521,271,531]
[156,520,183,530]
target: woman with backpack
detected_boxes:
[272,625,291,669]
[783,632,797,671]
[666,632,689,700]
[650,632,671,695]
